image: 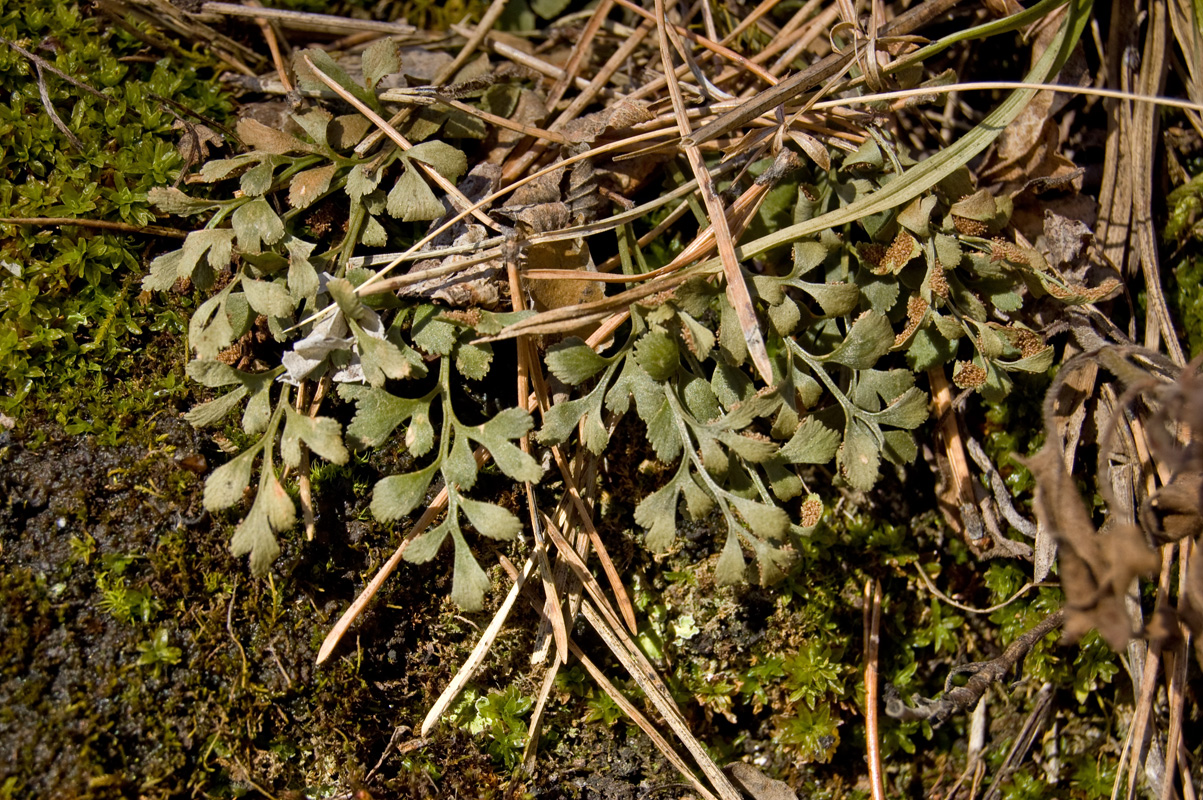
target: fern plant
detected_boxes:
[143,17,1101,611]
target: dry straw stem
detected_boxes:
[316,448,490,664]
[200,1,416,34]
[497,556,729,800]
[863,579,885,800]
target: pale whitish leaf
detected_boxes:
[646,398,683,463]
[606,358,660,418]
[361,214,388,247]
[635,329,678,381]
[751,275,785,305]
[405,519,451,564]
[361,38,401,90]
[243,277,295,318]
[198,153,261,183]
[720,392,780,430]
[990,288,1023,312]
[412,305,457,355]
[825,312,893,369]
[718,297,747,365]
[242,382,273,435]
[371,465,438,521]
[932,312,964,341]
[204,447,257,511]
[545,337,607,385]
[450,527,491,612]
[714,530,746,585]
[768,297,800,335]
[538,396,588,445]
[387,166,444,221]
[764,459,804,501]
[284,236,320,303]
[793,240,829,276]
[678,312,715,360]
[142,249,186,292]
[729,495,788,541]
[406,141,468,183]
[236,117,315,155]
[711,361,753,409]
[682,374,721,423]
[674,277,720,317]
[634,478,680,551]
[455,341,492,380]
[281,405,348,467]
[459,497,521,541]
[897,194,937,238]
[797,281,859,316]
[853,368,915,410]
[346,163,382,204]
[143,229,235,292]
[445,433,478,490]
[950,276,987,322]
[840,420,881,491]
[148,186,221,216]
[750,538,793,586]
[699,433,729,479]
[290,107,332,146]
[882,429,918,465]
[329,114,372,150]
[231,467,295,576]
[185,386,248,428]
[719,431,777,463]
[339,384,422,448]
[226,292,253,338]
[906,327,956,371]
[582,410,609,454]
[480,406,534,442]
[858,272,900,314]
[480,436,542,484]
[288,164,336,210]
[353,322,416,386]
[186,358,243,387]
[868,387,928,429]
[933,233,962,270]
[780,417,841,464]
[232,198,284,254]
[407,408,435,456]
[997,345,1055,374]
[194,229,236,271]
[190,291,235,360]
[326,277,369,323]
[240,158,275,196]
[681,473,715,519]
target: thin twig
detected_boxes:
[0,217,188,239]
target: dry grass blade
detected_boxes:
[654,0,774,384]
[316,448,490,664]
[300,53,503,233]
[864,579,885,800]
[200,2,415,34]
[420,556,539,736]
[539,516,743,800]
[496,556,722,800]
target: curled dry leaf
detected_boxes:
[1022,445,1159,650]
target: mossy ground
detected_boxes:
[2,0,1201,798]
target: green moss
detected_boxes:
[0,0,231,413]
